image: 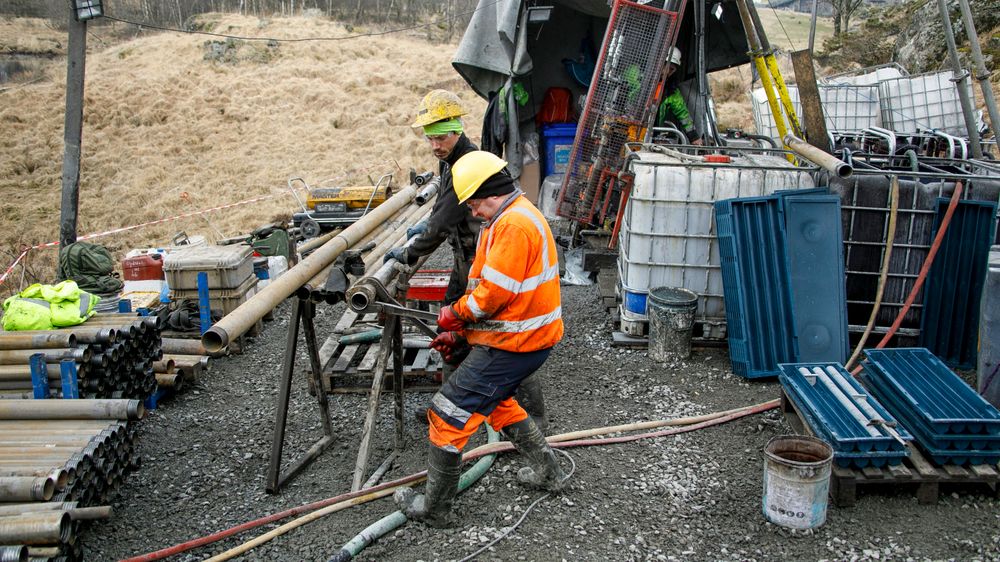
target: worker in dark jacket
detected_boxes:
[386,90,549,432]
[385,90,480,305]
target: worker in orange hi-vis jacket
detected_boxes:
[394,151,569,528]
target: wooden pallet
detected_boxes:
[780,391,1000,507]
[317,308,443,393]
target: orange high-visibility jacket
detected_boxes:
[452,194,563,352]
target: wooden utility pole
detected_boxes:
[58,15,88,255]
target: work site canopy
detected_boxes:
[452,0,752,173]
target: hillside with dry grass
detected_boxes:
[0,13,485,290]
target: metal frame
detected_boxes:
[834,157,1000,337]
[266,298,334,493]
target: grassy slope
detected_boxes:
[0,14,485,290]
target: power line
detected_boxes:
[102,0,500,43]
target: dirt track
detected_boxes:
[85,272,1000,562]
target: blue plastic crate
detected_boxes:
[863,348,1000,436]
[540,123,578,177]
[780,195,849,364]
[715,197,797,378]
[920,199,998,369]
[780,362,910,468]
[861,371,1000,466]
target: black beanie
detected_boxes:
[468,171,516,200]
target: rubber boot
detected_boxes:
[502,417,569,492]
[415,362,456,425]
[515,373,548,434]
[394,445,462,528]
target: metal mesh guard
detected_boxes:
[556,0,681,224]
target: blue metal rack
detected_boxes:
[779,362,910,468]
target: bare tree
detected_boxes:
[830,0,864,35]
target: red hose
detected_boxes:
[121,400,777,561]
[850,180,964,375]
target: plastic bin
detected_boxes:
[540,123,577,177]
[163,244,254,291]
[619,149,816,340]
[123,254,164,281]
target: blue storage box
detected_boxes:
[541,123,577,177]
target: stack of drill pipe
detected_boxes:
[71,314,161,400]
[0,502,111,561]
[0,400,140,560]
[203,182,428,353]
[159,354,208,383]
[0,314,162,401]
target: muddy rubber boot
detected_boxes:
[393,445,462,528]
[515,373,548,434]
[502,418,569,492]
[415,363,456,425]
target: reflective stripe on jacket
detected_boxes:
[452,193,563,352]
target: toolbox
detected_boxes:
[163,244,254,291]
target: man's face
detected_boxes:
[427,132,461,160]
[664,63,678,79]
[466,195,505,221]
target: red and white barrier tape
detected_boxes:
[0,163,401,290]
[0,249,30,286]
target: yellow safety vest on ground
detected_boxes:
[1,281,98,331]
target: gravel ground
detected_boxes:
[87,270,1000,561]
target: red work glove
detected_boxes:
[431,332,470,365]
[431,331,460,354]
[436,305,465,332]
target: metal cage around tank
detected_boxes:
[556,0,685,225]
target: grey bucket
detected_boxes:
[647,286,698,361]
[762,435,833,530]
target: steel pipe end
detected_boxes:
[202,328,229,354]
[64,467,77,487]
[56,511,72,544]
[51,469,69,491]
[0,545,27,562]
[33,476,56,501]
[65,334,77,349]
[127,400,146,421]
[348,286,375,312]
[835,163,854,179]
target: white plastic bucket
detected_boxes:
[762,435,833,530]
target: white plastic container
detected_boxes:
[538,174,564,220]
[163,244,254,290]
[878,71,975,135]
[751,84,880,139]
[619,150,815,339]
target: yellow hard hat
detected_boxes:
[452,151,508,204]
[412,89,468,129]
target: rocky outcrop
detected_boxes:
[894,0,1000,74]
